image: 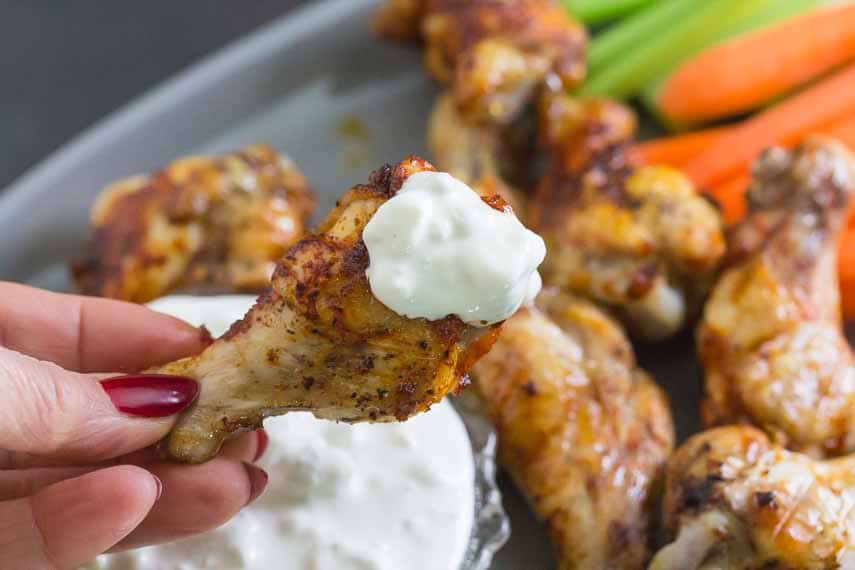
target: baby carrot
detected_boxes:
[658,4,855,123]
[708,174,749,224]
[838,228,855,318]
[683,63,855,189]
[633,127,734,167]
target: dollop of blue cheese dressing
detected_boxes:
[363,171,546,326]
[93,295,475,570]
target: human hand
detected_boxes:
[0,282,269,570]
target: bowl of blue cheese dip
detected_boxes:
[91,294,509,570]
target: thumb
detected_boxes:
[0,346,197,464]
[0,466,159,570]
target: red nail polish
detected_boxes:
[253,429,269,462]
[243,462,268,505]
[100,374,199,418]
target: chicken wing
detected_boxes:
[375,0,587,125]
[651,426,855,569]
[157,157,504,463]
[472,289,674,568]
[699,138,855,457]
[427,92,530,213]
[72,145,315,303]
[530,94,725,340]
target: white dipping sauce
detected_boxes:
[95,295,475,570]
[363,171,545,326]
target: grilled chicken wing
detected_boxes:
[700,138,855,457]
[157,157,503,463]
[472,289,674,568]
[375,0,587,125]
[531,94,725,340]
[73,145,315,303]
[427,93,529,213]
[651,426,855,569]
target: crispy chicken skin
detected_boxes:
[531,95,725,340]
[651,426,855,569]
[375,0,587,124]
[72,145,315,303]
[699,138,855,457]
[472,289,674,569]
[157,157,503,463]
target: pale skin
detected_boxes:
[0,281,268,570]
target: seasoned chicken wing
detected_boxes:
[73,145,315,303]
[472,289,674,569]
[699,138,855,457]
[427,93,529,213]
[375,0,587,125]
[157,158,503,463]
[531,94,725,340]
[651,426,855,569]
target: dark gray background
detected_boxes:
[0,1,308,191]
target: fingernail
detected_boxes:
[243,462,268,505]
[152,474,164,501]
[100,374,199,418]
[253,429,269,462]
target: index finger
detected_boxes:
[0,282,211,373]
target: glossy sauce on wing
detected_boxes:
[363,171,545,326]
[92,295,476,570]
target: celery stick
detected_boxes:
[716,0,824,40]
[580,0,770,100]
[588,0,699,74]
[640,0,827,127]
[562,0,655,24]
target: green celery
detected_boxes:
[587,0,699,74]
[723,0,825,37]
[640,0,828,127]
[580,0,770,100]
[562,0,655,24]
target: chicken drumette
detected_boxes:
[472,289,674,569]
[157,157,505,463]
[699,138,855,457]
[375,0,587,125]
[530,94,725,340]
[427,92,530,213]
[651,426,855,569]
[73,145,315,303]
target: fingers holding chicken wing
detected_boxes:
[73,145,315,303]
[700,138,855,456]
[157,158,510,463]
[473,291,674,569]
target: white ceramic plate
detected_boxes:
[0,1,709,567]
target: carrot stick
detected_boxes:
[641,0,824,127]
[581,0,769,99]
[657,4,855,123]
[838,228,855,318]
[818,115,855,229]
[707,174,749,224]
[822,114,855,147]
[683,63,855,189]
[633,126,733,167]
